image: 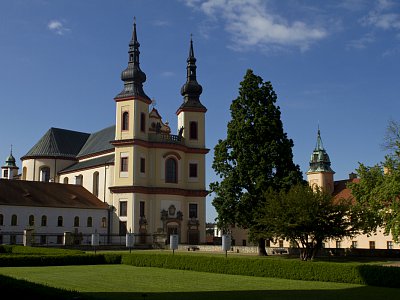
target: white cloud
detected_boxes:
[361,0,400,30]
[47,20,70,35]
[160,71,175,77]
[346,32,376,49]
[183,0,327,52]
[153,20,171,27]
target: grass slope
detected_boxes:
[0,264,399,300]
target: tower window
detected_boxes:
[140,157,146,174]
[189,203,198,219]
[3,170,8,178]
[189,163,198,178]
[189,121,198,140]
[122,111,129,131]
[120,201,127,217]
[165,158,177,183]
[121,157,128,172]
[140,112,146,132]
[140,201,145,218]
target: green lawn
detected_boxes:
[0,264,398,300]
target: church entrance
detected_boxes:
[166,222,180,244]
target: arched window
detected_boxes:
[11,214,17,226]
[57,216,63,227]
[22,167,27,180]
[101,217,107,228]
[41,215,47,226]
[93,172,99,197]
[122,111,129,131]
[28,215,34,226]
[75,175,83,186]
[87,217,93,227]
[40,167,50,182]
[0,214,3,226]
[74,216,80,227]
[189,121,198,140]
[165,158,177,183]
[63,177,69,184]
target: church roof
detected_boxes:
[21,125,115,161]
[59,154,114,174]
[0,179,108,209]
[77,125,115,158]
[22,128,90,159]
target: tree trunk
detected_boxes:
[258,238,268,256]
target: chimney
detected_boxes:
[349,172,357,180]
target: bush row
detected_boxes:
[0,245,84,255]
[121,253,400,288]
[0,253,121,267]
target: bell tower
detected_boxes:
[1,146,19,179]
[306,128,335,194]
[176,36,207,148]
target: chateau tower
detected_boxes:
[177,36,207,149]
[110,24,208,244]
[1,146,19,179]
[306,128,335,194]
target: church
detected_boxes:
[0,22,209,246]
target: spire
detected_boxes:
[115,19,150,101]
[178,35,206,112]
[315,127,324,151]
[3,145,17,168]
[307,128,334,174]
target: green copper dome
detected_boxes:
[307,129,334,174]
[3,149,17,168]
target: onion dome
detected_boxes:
[307,129,334,173]
[115,20,150,101]
[178,36,206,112]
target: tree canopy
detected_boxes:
[256,184,356,260]
[348,119,400,242]
[210,69,303,254]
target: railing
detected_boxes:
[148,133,185,145]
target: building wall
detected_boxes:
[59,163,114,204]
[0,204,108,245]
[22,158,76,182]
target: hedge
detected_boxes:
[121,253,400,288]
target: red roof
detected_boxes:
[332,178,360,203]
[0,179,109,210]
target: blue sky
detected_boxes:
[1,0,400,223]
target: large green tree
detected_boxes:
[348,120,400,241]
[210,69,303,255]
[257,184,356,260]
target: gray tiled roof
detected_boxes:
[0,179,108,209]
[22,128,90,159]
[77,125,115,158]
[59,154,114,174]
